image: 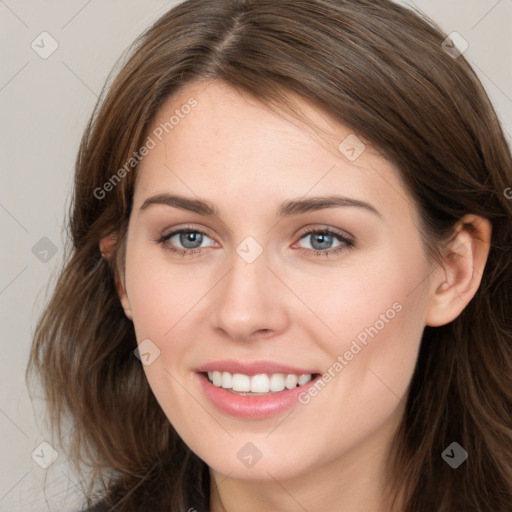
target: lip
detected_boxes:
[195,360,321,420]
[195,359,319,376]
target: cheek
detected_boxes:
[124,240,214,342]
[286,234,430,354]
[289,237,430,414]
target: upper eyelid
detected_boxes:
[160,224,351,236]
[295,225,354,242]
[157,227,354,260]
[160,226,353,246]
[161,224,214,238]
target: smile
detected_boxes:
[206,371,314,394]
[195,361,322,419]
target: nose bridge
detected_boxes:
[210,240,288,340]
[229,241,269,296]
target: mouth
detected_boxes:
[194,361,322,419]
[203,371,319,396]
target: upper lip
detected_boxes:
[196,359,319,376]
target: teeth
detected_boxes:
[285,374,298,389]
[232,373,251,392]
[250,374,269,393]
[206,371,314,393]
[298,374,312,386]
[221,371,233,389]
[212,371,222,387]
[269,373,285,392]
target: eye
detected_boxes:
[155,227,216,255]
[170,230,210,249]
[295,228,354,256]
[154,226,354,258]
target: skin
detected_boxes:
[107,79,491,512]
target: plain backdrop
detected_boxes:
[1,0,511,510]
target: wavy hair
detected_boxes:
[28,0,512,510]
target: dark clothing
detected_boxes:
[84,506,104,511]
[83,503,190,511]
[83,503,108,512]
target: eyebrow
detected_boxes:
[139,193,383,219]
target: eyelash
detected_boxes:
[154,225,355,258]
[294,227,355,257]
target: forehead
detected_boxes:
[133,80,414,222]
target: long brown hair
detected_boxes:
[28,1,512,510]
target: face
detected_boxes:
[119,80,436,483]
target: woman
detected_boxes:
[28,0,512,511]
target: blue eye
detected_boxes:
[296,229,354,256]
[171,230,209,249]
[155,226,354,258]
[156,228,215,255]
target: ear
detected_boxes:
[99,234,133,321]
[425,214,492,327]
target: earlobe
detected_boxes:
[118,285,133,321]
[425,215,492,327]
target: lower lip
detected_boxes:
[197,373,320,419]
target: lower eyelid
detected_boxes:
[156,228,353,255]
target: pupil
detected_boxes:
[180,231,203,249]
[312,233,332,250]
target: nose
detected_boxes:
[209,246,290,342]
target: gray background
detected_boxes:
[1,1,511,510]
